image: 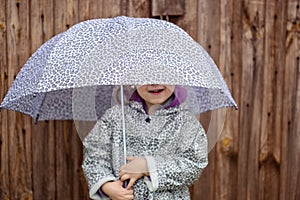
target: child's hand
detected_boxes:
[119,156,149,189]
[101,180,134,200]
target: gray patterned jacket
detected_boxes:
[82,101,208,200]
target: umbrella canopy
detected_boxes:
[0,16,237,123]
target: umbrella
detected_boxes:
[0,16,237,160]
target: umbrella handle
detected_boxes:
[120,85,127,164]
[120,86,128,189]
[122,179,129,188]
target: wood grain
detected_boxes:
[151,0,185,16]
[6,0,33,199]
[282,1,300,199]
[30,0,56,199]
[0,0,299,199]
[0,0,9,199]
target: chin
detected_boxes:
[150,99,167,105]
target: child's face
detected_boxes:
[136,84,175,109]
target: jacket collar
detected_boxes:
[128,100,188,116]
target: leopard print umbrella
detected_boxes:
[0,16,237,122]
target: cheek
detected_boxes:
[164,91,174,99]
[165,85,175,91]
[136,88,147,98]
[165,87,175,96]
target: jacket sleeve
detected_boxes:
[82,113,117,200]
[144,116,208,192]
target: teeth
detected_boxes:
[149,89,163,93]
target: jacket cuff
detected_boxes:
[89,176,117,200]
[144,156,158,192]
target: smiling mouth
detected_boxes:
[148,89,164,94]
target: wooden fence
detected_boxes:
[0,0,299,199]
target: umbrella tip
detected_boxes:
[233,105,238,111]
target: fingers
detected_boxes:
[114,191,134,200]
[126,178,136,190]
[103,180,134,200]
[115,180,124,186]
[123,194,134,200]
[120,156,135,171]
[119,156,144,190]
[120,173,130,182]
[119,169,124,176]
[119,173,138,189]
[119,163,130,173]
[124,187,134,194]
[119,182,134,199]
[126,156,135,161]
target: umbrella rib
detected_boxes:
[34,92,47,123]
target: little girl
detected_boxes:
[82,84,208,200]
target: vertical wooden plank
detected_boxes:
[78,0,102,20]
[22,115,33,199]
[6,0,33,199]
[126,0,151,18]
[87,0,120,19]
[238,1,265,200]
[30,0,56,199]
[66,0,79,26]
[225,2,245,198]
[174,0,206,199]
[259,0,288,199]
[0,0,10,199]
[55,119,69,200]
[268,1,288,200]
[120,0,128,16]
[53,1,67,199]
[282,1,300,199]
[291,66,300,199]
[31,0,54,47]
[65,123,87,200]
[284,45,300,199]
[53,0,78,31]
[33,122,56,200]
[78,0,91,21]
[218,0,233,198]
[271,0,287,183]
[195,0,221,199]
[197,0,221,54]
[169,0,216,199]
[74,121,95,199]
[56,121,85,200]
[88,0,104,19]
[151,0,185,16]
[258,0,277,199]
[215,0,240,199]
[102,0,121,18]
[229,0,243,171]
[176,0,198,40]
